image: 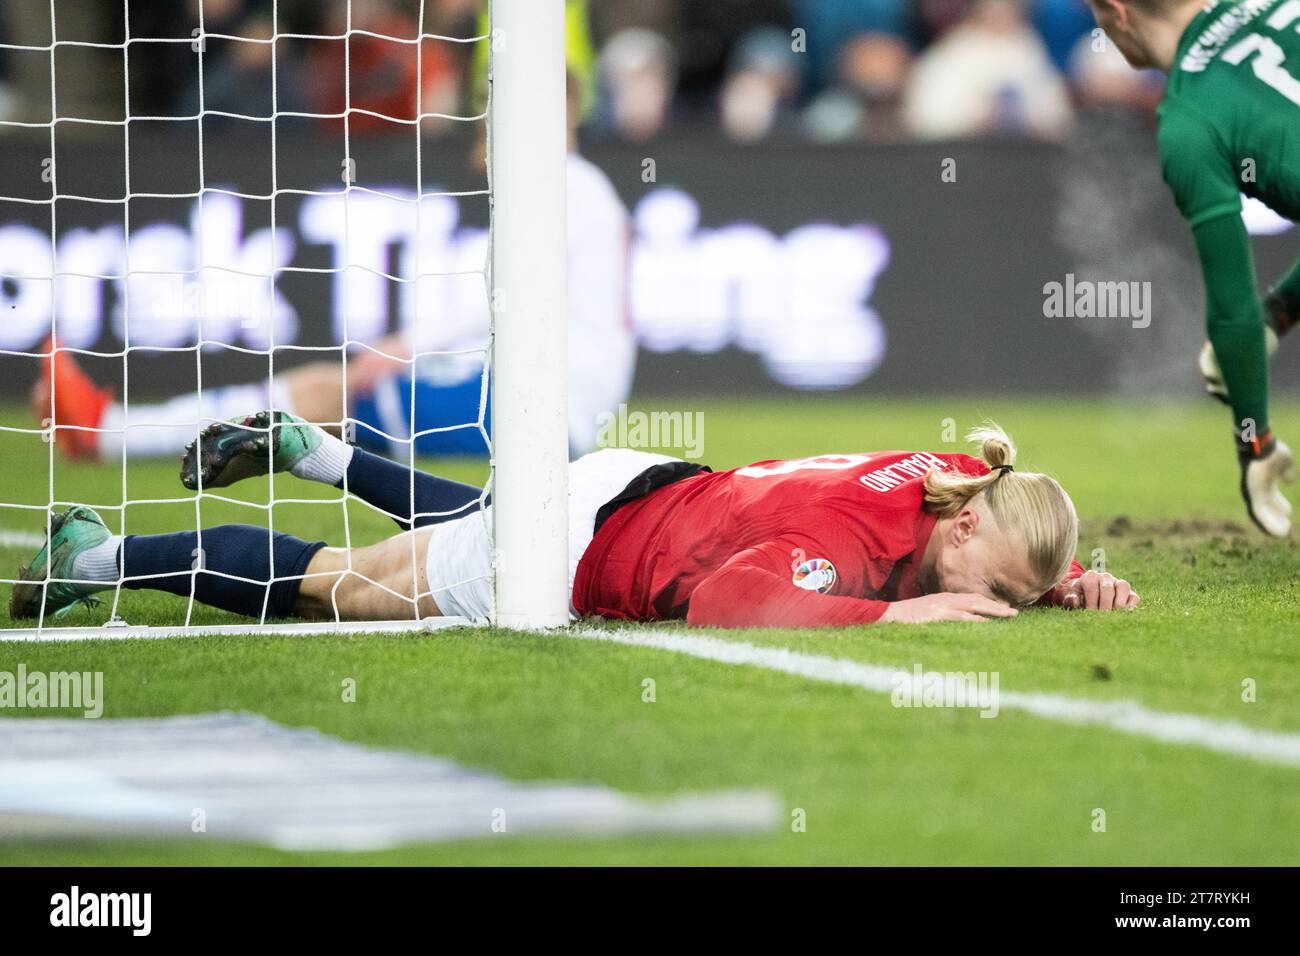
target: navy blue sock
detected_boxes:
[121,526,326,618]
[337,447,486,531]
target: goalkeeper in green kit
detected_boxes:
[1087,0,1300,535]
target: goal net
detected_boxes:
[0,0,569,639]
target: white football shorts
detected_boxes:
[424,448,679,622]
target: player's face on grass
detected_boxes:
[931,505,1046,608]
[1085,0,1153,69]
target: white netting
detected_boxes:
[0,1,495,635]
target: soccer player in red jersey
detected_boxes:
[570,425,1137,626]
[13,414,1136,627]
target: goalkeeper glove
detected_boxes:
[1236,428,1297,538]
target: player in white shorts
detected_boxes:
[13,414,1137,627]
[9,408,686,625]
[417,446,679,620]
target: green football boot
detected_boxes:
[10,506,111,620]
[180,410,323,490]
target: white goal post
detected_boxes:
[488,0,570,629]
[0,0,569,639]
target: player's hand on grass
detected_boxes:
[881,593,1018,624]
[1056,570,1139,611]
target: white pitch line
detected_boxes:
[566,627,1300,770]
[5,609,1298,769]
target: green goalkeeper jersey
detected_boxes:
[1160,0,1300,226]
[1155,0,1300,441]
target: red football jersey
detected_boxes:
[574,450,1018,627]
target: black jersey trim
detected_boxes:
[592,461,712,535]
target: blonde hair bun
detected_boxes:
[967,422,1016,469]
[922,422,1077,592]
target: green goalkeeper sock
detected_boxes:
[1210,319,1271,446]
[1194,214,1272,447]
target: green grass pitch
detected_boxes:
[1,395,1299,865]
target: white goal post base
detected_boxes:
[0,617,478,644]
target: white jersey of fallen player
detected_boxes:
[411,151,636,455]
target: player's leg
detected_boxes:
[10,507,325,621]
[32,338,309,461]
[181,410,484,529]
[1206,314,1298,538]
[314,448,691,625]
[98,381,296,461]
[1198,328,1278,405]
[297,500,496,621]
[8,506,449,622]
[1206,263,1300,396]
[285,529,445,620]
[34,338,355,461]
[1206,300,1296,535]
[1189,215,1297,536]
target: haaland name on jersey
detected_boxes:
[858,452,952,493]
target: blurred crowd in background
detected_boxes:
[0,0,1165,143]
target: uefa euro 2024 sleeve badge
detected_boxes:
[792,558,837,594]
